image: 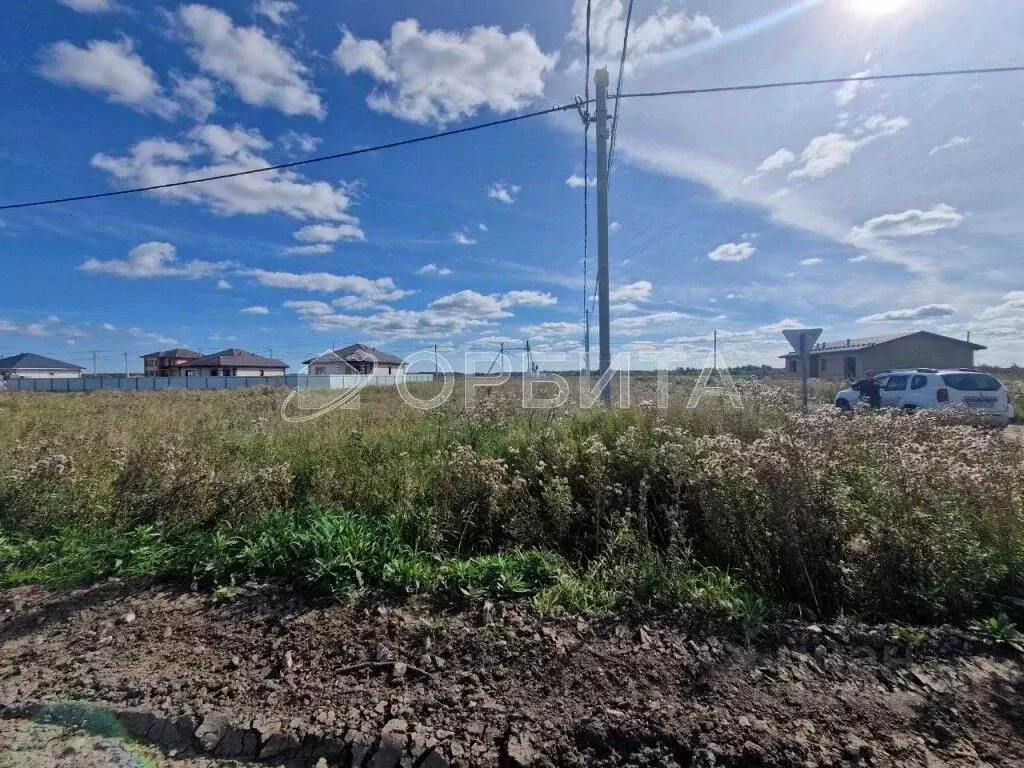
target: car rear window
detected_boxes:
[941,373,1002,391]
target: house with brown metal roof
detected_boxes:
[780,331,985,379]
[302,344,405,375]
[176,348,288,377]
[141,348,201,377]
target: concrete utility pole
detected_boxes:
[595,67,612,406]
[123,352,129,377]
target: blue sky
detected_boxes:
[2,0,1023,372]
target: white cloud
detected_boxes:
[610,221,621,233]
[787,133,859,181]
[57,0,115,12]
[979,291,1024,324]
[80,241,232,279]
[285,244,333,255]
[307,307,493,340]
[800,257,823,266]
[708,241,755,262]
[284,300,334,316]
[569,0,720,68]
[850,203,964,240]
[857,304,956,323]
[609,280,652,302]
[290,290,556,340]
[452,230,477,245]
[39,38,178,118]
[426,289,556,319]
[757,318,805,334]
[4,315,91,342]
[566,174,596,188]
[501,290,557,308]
[92,128,361,222]
[244,269,411,304]
[928,136,971,157]
[477,223,488,232]
[417,263,453,276]
[217,279,233,289]
[240,305,270,315]
[756,149,796,173]
[171,74,217,121]
[279,130,321,154]
[189,124,270,157]
[788,115,909,181]
[488,182,520,204]
[253,0,296,25]
[102,322,117,331]
[429,290,509,318]
[294,223,366,243]
[520,321,583,341]
[334,20,558,126]
[611,302,637,312]
[178,4,324,118]
[613,311,697,335]
[835,70,872,107]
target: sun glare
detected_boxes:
[850,0,907,15]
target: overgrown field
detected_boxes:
[1,379,1022,626]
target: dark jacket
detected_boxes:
[854,378,882,408]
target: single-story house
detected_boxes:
[177,348,288,377]
[142,347,200,377]
[302,344,405,375]
[0,352,84,379]
[781,331,985,379]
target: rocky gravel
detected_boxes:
[0,581,1022,767]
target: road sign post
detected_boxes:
[783,328,823,412]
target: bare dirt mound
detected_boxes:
[1,582,1021,767]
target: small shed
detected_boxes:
[0,352,84,379]
[780,331,985,379]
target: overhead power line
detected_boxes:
[607,0,635,179]
[2,64,1023,212]
[614,65,1024,101]
[0,102,578,212]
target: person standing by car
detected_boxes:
[853,370,882,408]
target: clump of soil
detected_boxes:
[1,582,1021,767]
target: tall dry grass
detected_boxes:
[0,379,1021,622]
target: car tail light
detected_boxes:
[936,388,949,403]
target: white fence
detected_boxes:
[3,373,435,393]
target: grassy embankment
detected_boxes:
[1,378,1021,626]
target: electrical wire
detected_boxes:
[2,65,1023,212]
[607,0,635,179]
[614,65,1024,101]
[0,102,578,212]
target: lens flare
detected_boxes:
[850,0,908,15]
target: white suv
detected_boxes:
[835,368,1016,425]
